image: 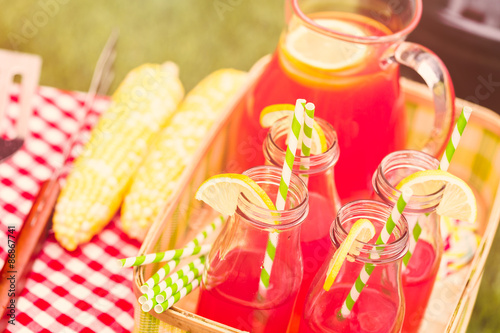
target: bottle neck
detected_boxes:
[236,165,309,230]
[331,200,409,264]
[372,149,443,214]
[263,117,340,175]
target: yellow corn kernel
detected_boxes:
[53,62,184,251]
[121,68,247,240]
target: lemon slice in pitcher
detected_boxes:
[259,104,328,154]
[323,218,376,291]
[396,170,477,223]
[196,174,276,216]
[285,18,369,71]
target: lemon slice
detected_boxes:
[259,104,297,127]
[396,170,477,223]
[195,174,276,216]
[323,218,376,291]
[259,104,328,154]
[285,18,368,71]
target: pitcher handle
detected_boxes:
[394,42,455,157]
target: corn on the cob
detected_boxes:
[53,62,184,251]
[121,69,247,240]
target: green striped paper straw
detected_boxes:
[403,106,472,269]
[402,215,422,269]
[275,99,305,210]
[340,188,413,317]
[138,216,223,292]
[117,244,211,268]
[299,102,315,185]
[141,263,202,310]
[259,99,305,295]
[138,257,205,304]
[154,277,202,313]
[155,266,201,303]
[439,106,473,172]
[141,297,157,312]
[140,259,180,294]
[184,215,225,248]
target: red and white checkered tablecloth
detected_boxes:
[0,86,141,332]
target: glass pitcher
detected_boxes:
[237,0,455,202]
[300,200,409,332]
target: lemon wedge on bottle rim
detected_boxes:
[259,104,328,154]
[396,169,477,223]
[195,173,276,217]
[323,218,376,291]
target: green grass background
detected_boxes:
[1,1,499,332]
[0,0,283,92]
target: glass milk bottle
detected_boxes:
[197,165,309,333]
[300,200,409,333]
[372,150,443,333]
[262,116,341,329]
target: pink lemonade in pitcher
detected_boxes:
[239,11,406,201]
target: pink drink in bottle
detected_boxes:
[262,116,341,330]
[300,200,409,332]
[197,166,309,332]
[372,150,443,332]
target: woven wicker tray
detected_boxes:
[132,59,500,333]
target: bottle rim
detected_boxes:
[263,116,340,175]
[372,149,443,213]
[330,200,409,264]
[236,165,309,230]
